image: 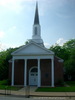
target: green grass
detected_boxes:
[66,81,75,87]
[36,87,75,92]
[0,85,6,90]
[0,80,22,90]
[0,85,22,91]
[36,81,75,92]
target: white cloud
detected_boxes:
[0,26,16,39]
[0,43,7,51]
[44,42,50,48]
[4,43,17,49]
[0,31,5,38]
[56,38,66,46]
[0,0,24,13]
[0,42,19,51]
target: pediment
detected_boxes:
[11,41,54,55]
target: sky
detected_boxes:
[0,0,75,51]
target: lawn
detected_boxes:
[65,81,75,87]
[36,81,75,92]
[36,87,75,92]
[0,80,22,91]
[0,85,21,91]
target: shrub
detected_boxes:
[0,79,11,85]
[55,79,64,86]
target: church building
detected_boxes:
[9,3,64,87]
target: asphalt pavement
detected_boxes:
[0,95,75,100]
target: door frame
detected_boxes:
[29,66,38,86]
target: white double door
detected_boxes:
[29,72,38,86]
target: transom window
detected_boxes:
[31,68,38,72]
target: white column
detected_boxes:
[11,59,14,86]
[51,58,54,87]
[24,59,27,86]
[38,59,41,87]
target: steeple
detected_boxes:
[34,2,39,24]
[32,2,44,46]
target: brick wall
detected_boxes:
[9,57,63,86]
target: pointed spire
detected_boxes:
[34,2,39,24]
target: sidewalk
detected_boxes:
[30,91,75,97]
[0,87,75,97]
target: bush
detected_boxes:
[0,79,11,85]
[55,79,64,86]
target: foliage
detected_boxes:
[50,39,75,81]
[66,81,75,87]
[63,39,75,50]
[0,79,11,85]
[50,44,69,61]
[0,48,18,80]
[25,40,30,45]
[0,80,9,85]
[55,79,64,86]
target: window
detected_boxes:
[31,74,34,76]
[31,68,38,72]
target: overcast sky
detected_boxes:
[0,0,75,50]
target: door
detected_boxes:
[29,67,38,86]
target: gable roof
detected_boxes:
[11,41,54,56]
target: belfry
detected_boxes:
[32,2,43,46]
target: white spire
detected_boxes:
[34,2,39,24]
[32,2,44,46]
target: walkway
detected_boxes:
[0,86,75,97]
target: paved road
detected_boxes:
[0,95,75,100]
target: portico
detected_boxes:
[11,50,54,87]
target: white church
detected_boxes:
[9,2,64,87]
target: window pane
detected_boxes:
[31,68,38,72]
[31,74,34,76]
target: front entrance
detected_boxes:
[29,67,38,86]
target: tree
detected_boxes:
[25,40,30,45]
[50,39,75,81]
[64,48,75,80]
[50,44,69,61]
[63,39,75,50]
[0,47,18,80]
